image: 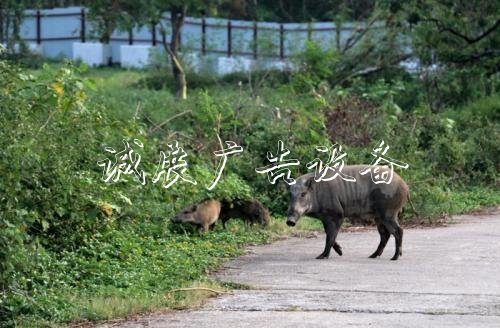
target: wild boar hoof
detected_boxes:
[369,252,379,258]
[333,244,343,256]
[316,253,329,259]
[390,255,399,261]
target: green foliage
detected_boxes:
[135,67,291,92]
[400,0,500,110]
[87,0,121,43]
[232,0,375,22]
[0,60,121,298]
[2,1,499,326]
[2,47,499,327]
[2,219,270,325]
[0,60,266,326]
[292,40,338,92]
[407,0,499,73]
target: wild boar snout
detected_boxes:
[286,200,301,227]
[171,215,181,223]
[286,195,309,224]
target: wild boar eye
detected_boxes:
[301,192,307,197]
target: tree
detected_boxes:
[161,2,189,100]
[406,0,499,74]
[294,0,413,92]
[141,1,221,100]
[116,0,145,44]
[218,0,376,22]
[87,0,121,44]
[401,0,500,110]
[0,1,25,51]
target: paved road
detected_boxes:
[105,210,500,328]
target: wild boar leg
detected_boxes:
[221,217,229,229]
[382,217,403,261]
[393,225,403,260]
[332,241,343,256]
[328,218,343,256]
[369,224,390,258]
[317,217,343,259]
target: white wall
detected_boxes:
[15,7,403,75]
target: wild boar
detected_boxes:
[286,165,410,261]
[171,199,221,233]
[220,199,271,228]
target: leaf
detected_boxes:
[119,193,133,205]
[18,73,30,81]
[83,79,97,91]
[55,207,66,217]
[41,219,50,232]
[78,61,89,72]
[393,103,403,116]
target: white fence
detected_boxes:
[10,6,400,74]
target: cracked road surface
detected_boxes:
[105,211,500,327]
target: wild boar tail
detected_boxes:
[407,194,418,218]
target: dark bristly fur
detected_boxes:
[220,199,271,228]
[286,165,410,261]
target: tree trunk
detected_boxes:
[9,6,22,52]
[169,5,187,100]
[0,5,4,44]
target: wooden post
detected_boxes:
[279,23,284,59]
[227,20,232,57]
[253,21,257,59]
[36,10,41,44]
[80,8,86,43]
[128,29,133,45]
[201,17,206,55]
[152,23,156,46]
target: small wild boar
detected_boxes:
[220,199,271,228]
[286,165,410,261]
[171,199,221,233]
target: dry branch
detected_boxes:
[150,110,192,133]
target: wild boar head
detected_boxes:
[172,204,198,224]
[286,176,314,227]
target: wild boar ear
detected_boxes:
[305,176,314,190]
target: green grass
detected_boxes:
[5,63,498,327]
[8,215,321,327]
[448,186,500,214]
[4,64,326,327]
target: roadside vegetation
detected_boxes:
[1,0,499,326]
[1,57,497,327]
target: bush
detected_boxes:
[0,59,261,326]
[135,68,291,93]
[2,44,498,325]
[291,40,337,93]
[0,60,114,293]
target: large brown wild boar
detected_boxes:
[220,199,271,228]
[286,165,410,260]
[171,199,221,233]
